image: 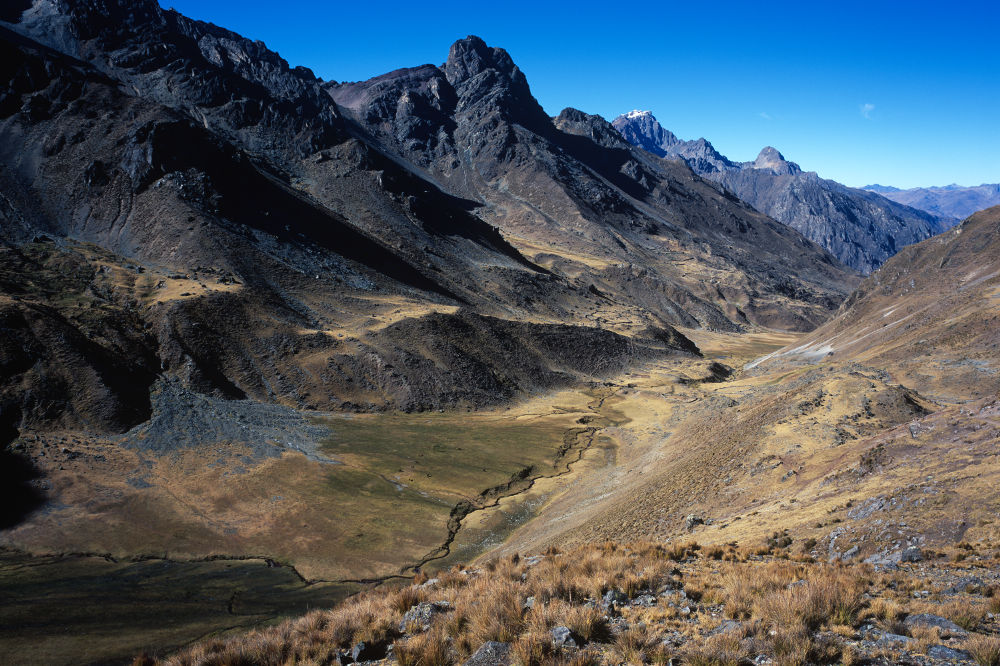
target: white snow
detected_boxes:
[625,109,651,119]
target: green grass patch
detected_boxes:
[320,412,571,500]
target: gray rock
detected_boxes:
[601,589,628,608]
[903,613,968,637]
[685,514,704,529]
[550,626,579,648]
[711,620,742,636]
[463,641,511,666]
[632,594,657,607]
[875,632,914,647]
[927,645,971,661]
[901,546,924,562]
[399,601,452,633]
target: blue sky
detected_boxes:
[161,0,999,189]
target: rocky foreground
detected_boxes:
[142,539,1000,666]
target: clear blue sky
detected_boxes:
[161,0,999,189]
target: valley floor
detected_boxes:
[4,328,1000,665]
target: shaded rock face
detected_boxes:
[0,5,856,434]
[613,111,955,273]
[7,0,344,161]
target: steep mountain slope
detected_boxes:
[865,182,1000,220]
[613,111,955,273]
[753,205,1000,403]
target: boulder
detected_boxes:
[399,601,452,633]
[463,641,511,666]
[601,589,628,608]
[875,632,914,647]
[903,613,968,637]
[900,546,923,562]
[927,645,971,661]
[550,626,579,648]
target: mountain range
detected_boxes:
[864,182,1000,220]
[0,4,857,437]
[612,110,956,273]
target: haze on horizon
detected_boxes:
[159,0,998,190]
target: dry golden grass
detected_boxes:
[909,625,942,655]
[153,540,1000,666]
[940,599,988,631]
[966,634,1000,666]
[394,627,451,666]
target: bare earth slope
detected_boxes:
[755,205,1000,402]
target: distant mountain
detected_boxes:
[613,111,956,273]
[863,184,900,194]
[863,183,1000,220]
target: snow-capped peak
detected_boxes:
[625,109,652,119]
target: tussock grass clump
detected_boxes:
[718,561,865,636]
[683,631,749,666]
[467,580,525,644]
[966,634,1000,666]
[756,570,865,631]
[940,599,987,631]
[394,626,451,666]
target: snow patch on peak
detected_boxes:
[625,109,652,119]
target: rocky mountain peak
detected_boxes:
[755,146,785,163]
[443,35,518,86]
[751,146,800,174]
[613,114,951,273]
[440,35,550,134]
[610,110,679,156]
[555,108,632,149]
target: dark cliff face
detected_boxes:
[7,0,344,161]
[613,111,953,273]
[0,4,857,433]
